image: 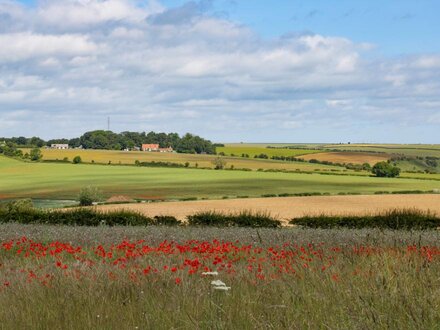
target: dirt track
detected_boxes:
[96,194,440,221]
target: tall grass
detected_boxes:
[1,225,440,329]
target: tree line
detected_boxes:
[0,130,216,154]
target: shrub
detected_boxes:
[72,156,82,164]
[0,208,182,226]
[187,211,281,228]
[179,197,198,201]
[212,157,227,170]
[153,215,181,226]
[1,199,34,213]
[29,148,42,161]
[290,209,440,230]
[78,186,104,206]
[372,161,401,177]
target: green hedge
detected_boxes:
[290,209,440,230]
[187,211,281,228]
[0,208,181,226]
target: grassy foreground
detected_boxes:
[1,156,440,200]
[1,224,440,329]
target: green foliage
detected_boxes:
[78,186,103,206]
[0,143,23,158]
[30,148,42,161]
[187,211,281,228]
[0,208,181,226]
[79,130,215,154]
[72,156,82,164]
[426,158,438,168]
[0,199,34,213]
[212,157,227,170]
[291,209,440,230]
[372,161,401,177]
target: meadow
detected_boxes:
[33,148,345,172]
[1,224,440,329]
[1,156,440,201]
[323,143,440,158]
[216,145,321,158]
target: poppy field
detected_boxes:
[1,224,440,329]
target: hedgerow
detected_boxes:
[290,209,440,230]
[187,211,281,228]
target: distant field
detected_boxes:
[97,194,440,221]
[300,152,391,165]
[216,145,322,158]
[324,144,440,158]
[32,149,345,172]
[1,156,440,201]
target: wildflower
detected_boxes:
[175,277,182,285]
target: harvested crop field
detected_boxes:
[300,151,390,165]
[96,194,440,222]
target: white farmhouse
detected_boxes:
[51,144,69,150]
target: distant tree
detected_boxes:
[212,157,227,170]
[362,163,372,171]
[372,162,401,178]
[29,148,42,161]
[78,186,103,206]
[72,156,82,164]
[426,158,438,168]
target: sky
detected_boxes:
[0,0,439,143]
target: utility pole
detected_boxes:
[107,117,110,131]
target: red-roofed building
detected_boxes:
[142,144,159,151]
[141,144,174,152]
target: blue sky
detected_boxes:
[161,0,440,55]
[1,0,440,142]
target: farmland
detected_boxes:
[32,148,345,172]
[299,151,390,165]
[215,145,322,158]
[96,194,440,221]
[1,155,440,201]
[322,143,440,158]
[2,224,440,328]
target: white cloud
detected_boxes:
[0,0,439,142]
[0,32,99,62]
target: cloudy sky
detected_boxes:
[1,0,439,142]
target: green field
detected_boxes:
[216,145,322,158]
[30,148,346,173]
[1,156,439,201]
[323,144,440,158]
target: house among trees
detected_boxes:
[141,144,174,153]
[51,144,69,150]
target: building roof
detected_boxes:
[142,144,160,149]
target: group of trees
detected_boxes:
[0,142,41,161]
[372,162,401,178]
[1,130,216,154]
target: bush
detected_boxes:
[212,157,227,170]
[72,156,82,164]
[29,148,42,161]
[187,211,281,228]
[153,215,181,226]
[372,161,401,177]
[0,208,182,226]
[0,199,34,213]
[290,209,440,230]
[78,186,104,206]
